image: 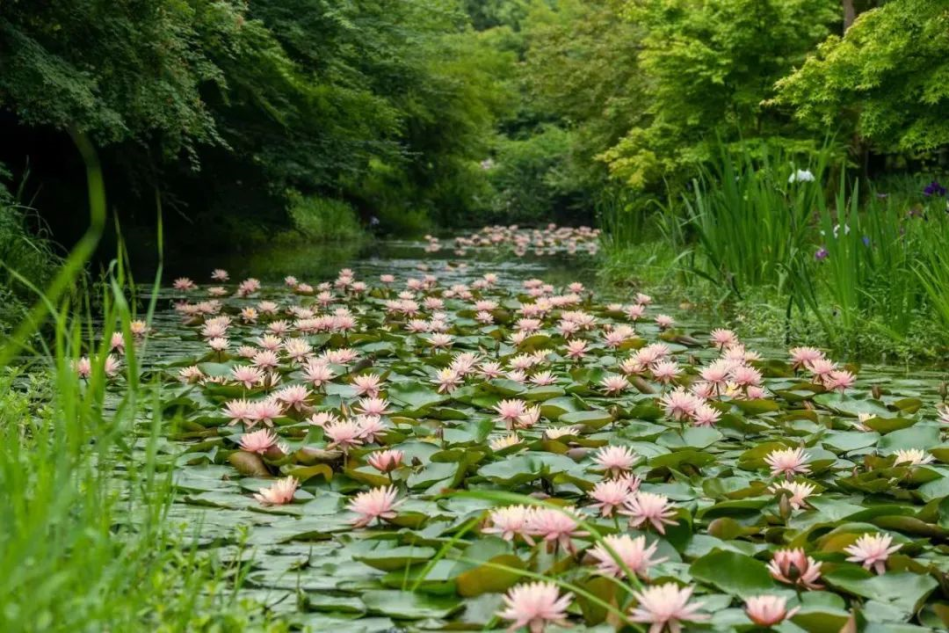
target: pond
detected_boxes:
[113,232,949,631]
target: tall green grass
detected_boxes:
[683,142,829,299]
[597,140,949,359]
[0,135,260,631]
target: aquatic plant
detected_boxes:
[94,262,949,630]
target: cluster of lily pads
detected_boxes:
[423,224,599,258]
[124,265,949,632]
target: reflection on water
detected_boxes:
[158,238,600,287]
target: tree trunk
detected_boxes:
[843,0,856,31]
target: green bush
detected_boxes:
[285,192,365,242]
[488,125,583,222]
[373,206,433,237]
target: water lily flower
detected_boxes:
[239,428,278,454]
[629,583,707,633]
[530,371,558,386]
[769,480,817,510]
[621,492,678,534]
[655,314,675,329]
[589,534,666,579]
[367,449,403,473]
[357,397,390,416]
[109,332,125,354]
[240,307,259,323]
[323,348,359,364]
[324,419,363,452]
[450,352,480,376]
[178,365,204,384]
[356,415,387,443]
[498,582,572,633]
[709,328,738,349]
[307,411,338,427]
[483,505,535,543]
[173,277,197,291]
[257,335,283,352]
[825,369,856,393]
[223,398,255,425]
[789,346,824,370]
[745,595,799,627]
[302,360,335,388]
[730,364,762,388]
[253,476,298,505]
[767,548,823,589]
[517,405,542,429]
[352,374,383,397]
[626,304,646,320]
[844,533,901,574]
[692,402,721,427]
[594,445,638,477]
[249,398,284,427]
[258,301,279,315]
[600,374,630,395]
[349,485,400,527]
[129,319,149,338]
[765,447,811,479]
[651,360,681,384]
[274,385,311,411]
[545,426,579,440]
[428,333,454,349]
[231,365,264,389]
[526,507,587,554]
[589,479,633,517]
[893,448,934,467]
[489,432,522,451]
[494,399,527,429]
[660,387,700,421]
[283,338,312,362]
[211,268,229,282]
[564,339,588,360]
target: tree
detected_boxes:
[599,0,839,189]
[774,0,949,155]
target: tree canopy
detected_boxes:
[775,0,949,154]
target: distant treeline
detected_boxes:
[0,0,946,257]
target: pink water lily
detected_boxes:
[745,595,799,627]
[844,533,902,574]
[621,492,678,534]
[767,548,823,589]
[253,476,298,506]
[498,582,572,633]
[589,534,666,579]
[348,486,400,527]
[629,583,707,633]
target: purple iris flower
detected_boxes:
[815,246,829,261]
[924,180,947,197]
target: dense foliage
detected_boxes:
[775,0,949,154]
[601,0,839,188]
[0,0,512,250]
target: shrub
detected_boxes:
[285,192,364,242]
